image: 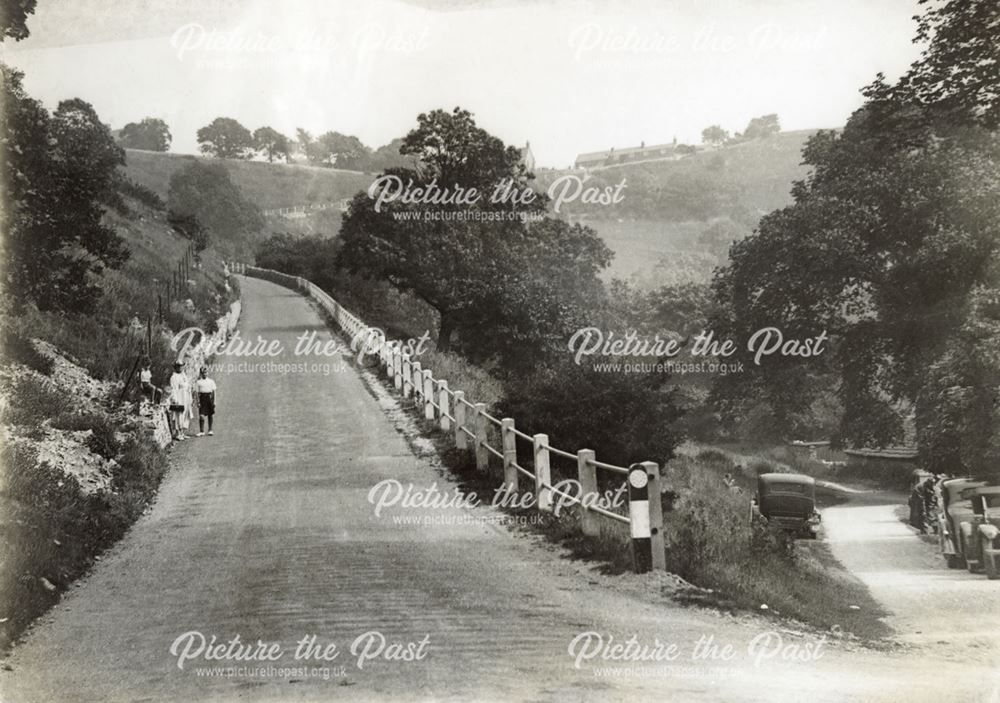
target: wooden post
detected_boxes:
[423,370,435,420]
[474,402,488,472]
[402,355,412,397]
[642,461,666,571]
[628,463,653,574]
[412,362,422,404]
[578,449,599,536]
[501,418,518,492]
[438,381,451,432]
[533,434,552,512]
[386,342,395,380]
[393,346,403,391]
[454,391,466,450]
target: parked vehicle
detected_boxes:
[751,473,821,538]
[935,477,985,569]
[958,485,1000,580]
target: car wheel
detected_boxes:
[985,547,999,581]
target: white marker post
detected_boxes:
[628,463,652,574]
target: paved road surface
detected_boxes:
[825,495,1000,662]
[2,277,997,702]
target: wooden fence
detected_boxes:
[230,262,667,573]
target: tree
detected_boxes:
[697,218,743,260]
[309,131,369,169]
[252,126,290,162]
[294,127,313,160]
[710,0,1000,463]
[167,161,263,250]
[701,125,729,146]
[120,117,171,151]
[167,211,209,252]
[741,114,780,140]
[0,67,128,312]
[1,0,36,41]
[336,107,608,367]
[196,117,253,159]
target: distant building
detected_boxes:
[574,137,697,170]
[518,141,535,173]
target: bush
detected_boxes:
[119,178,166,211]
[0,374,65,426]
[497,360,684,469]
[0,329,54,375]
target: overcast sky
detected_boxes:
[2,0,924,168]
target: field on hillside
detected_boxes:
[123,150,373,210]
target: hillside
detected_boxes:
[123,131,817,286]
[123,150,373,211]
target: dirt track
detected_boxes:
[824,493,1000,663]
[1,277,997,702]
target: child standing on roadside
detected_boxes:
[195,366,217,437]
[168,362,192,440]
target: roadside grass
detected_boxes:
[0,431,169,654]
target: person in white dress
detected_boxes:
[168,362,192,440]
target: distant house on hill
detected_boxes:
[518,141,535,173]
[574,137,698,170]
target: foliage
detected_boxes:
[167,161,264,250]
[196,117,254,159]
[0,373,65,426]
[710,0,1000,464]
[0,0,36,41]
[254,233,340,290]
[118,178,166,211]
[252,126,291,163]
[0,328,53,374]
[496,359,683,468]
[701,125,729,145]
[307,131,369,168]
[1,67,129,313]
[119,117,171,151]
[337,107,609,370]
[740,113,781,140]
[167,211,209,252]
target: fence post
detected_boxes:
[501,418,518,493]
[474,402,489,472]
[627,463,653,573]
[412,362,423,404]
[454,391,466,449]
[578,449,599,536]
[402,355,412,397]
[393,346,403,391]
[423,370,435,420]
[438,381,451,432]
[643,461,666,571]
[533,434,551,512]
[386,342,395,380]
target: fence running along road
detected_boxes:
[229,262,667,573]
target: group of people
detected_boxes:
[140,361,218,441]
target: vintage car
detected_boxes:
[751,473,821,538]
[936,477,986,569]
[958,485,1000,580]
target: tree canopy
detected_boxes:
[1,68,129,313]
[120,117,171,151]
[196,117,254,159]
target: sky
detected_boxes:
[1,0,925,168]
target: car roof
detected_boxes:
[759,473,815,485]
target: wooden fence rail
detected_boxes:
[229,261,666,573]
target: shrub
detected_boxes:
[0,374,65,426]
[0,329,54,375]
[497,360,684,469]
[119,178,166,211]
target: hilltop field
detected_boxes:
[124,131,816,286]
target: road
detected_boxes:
[1,277,997,702]
[824,493,1000,663]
